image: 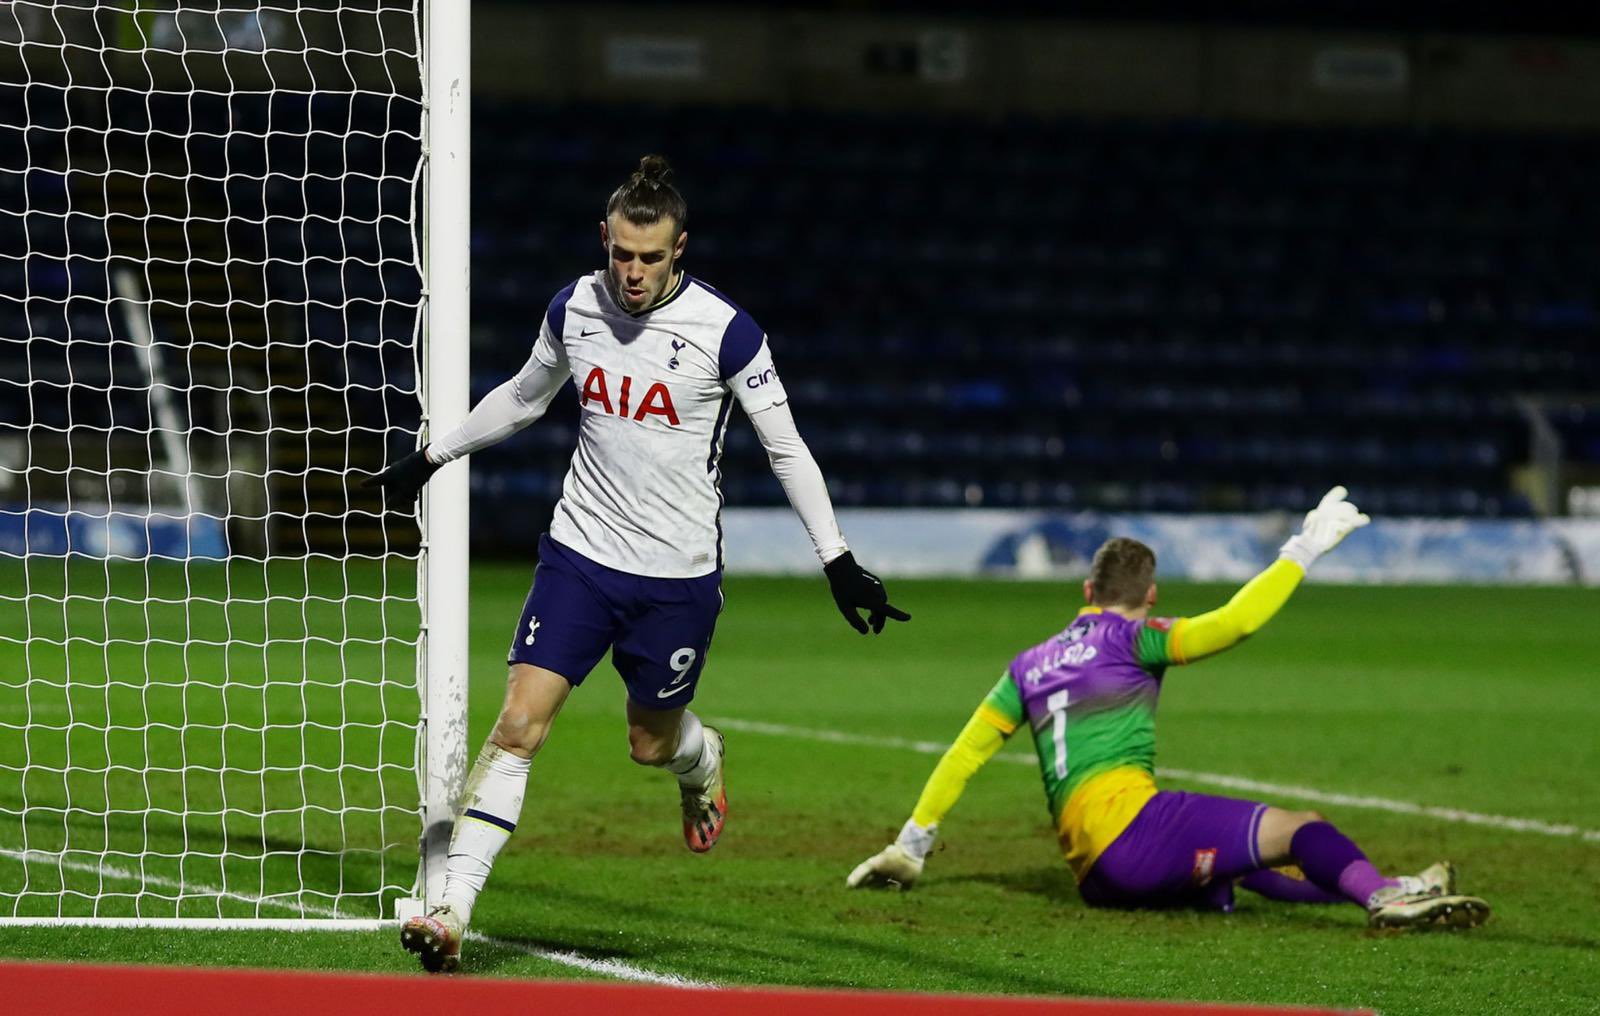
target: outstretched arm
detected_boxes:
[1164,558,1306,663]
[427,334,570,463]
[908,703,1015,828]
[363,330,569,506]
[847,676,1021,889]
[1151,486,1370,666]
[733,334,909,634]
[746,399,848,565]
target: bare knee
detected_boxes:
[490,665,569,756]
[1280,809,1326,829]
[491,704,548,755]
[627,726,676,767]
[1255,807,1329,867]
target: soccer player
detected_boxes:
[847,488,1489,931]
[367,155,910,971]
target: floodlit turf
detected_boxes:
[2,560,1598,1013]
[0,558,420,920]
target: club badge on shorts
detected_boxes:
[1191,847,1217,887]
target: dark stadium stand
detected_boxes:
[466,102,1598,527]
[3,86,1598,554]
[0,85,421,553]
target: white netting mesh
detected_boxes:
[0,1,425,919]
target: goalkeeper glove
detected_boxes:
[1278,485,1370,570]
[361,447,441,507]
[847,820,936,890]
[824,551,911,635]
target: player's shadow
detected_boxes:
[944,869,1600,951]
[940,866,1080,901]
[1503,930,1600,952]
[469,875,1098,995]
[470,932,641,964]
[1234,895,1600,950]
[1,810,404,918]
[948,868,1355,919]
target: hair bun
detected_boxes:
[635,153,673,187]
[606,153,687,232]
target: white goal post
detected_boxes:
[418,0,471,926]
[0,1,469,928]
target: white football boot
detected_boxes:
[1394,860,1457,897]
[1368,879,1488,932]
[680,725,726,853]
[401,903,465,972]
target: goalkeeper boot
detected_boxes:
[680,725,726,853]
[401,903,465,973]
[1367,887,1488,932]
[1393,860,1456,897]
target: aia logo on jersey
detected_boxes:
[581,367,681,425]
[1146,617,1175,632]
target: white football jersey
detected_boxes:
[534,270,788,578]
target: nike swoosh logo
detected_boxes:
[580,328,603,337]
[657,683,691,699]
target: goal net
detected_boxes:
[0,1,465,926]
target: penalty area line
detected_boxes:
[0,847,713,988]
[711,717,1600,845]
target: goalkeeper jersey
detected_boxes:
[907,561,1305,881]
[979,609,1178,874]
[537,271,789,577]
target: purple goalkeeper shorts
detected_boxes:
[1078,790,1268,912]
[507,534,723,709]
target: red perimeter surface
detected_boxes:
[0,960,1369,1016]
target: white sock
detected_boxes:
[441,743,531,924]
[665,710,713,787]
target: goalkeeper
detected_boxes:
[848,488,1489,931]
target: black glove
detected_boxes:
[824,551,911,635]
[361,447,441,507]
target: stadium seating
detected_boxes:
[0,86,421,551]
[464,103,1597,532]
[4,85,1597,553]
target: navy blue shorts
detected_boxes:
[507,534,724,709]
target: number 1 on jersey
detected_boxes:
[1046,689,1069,779]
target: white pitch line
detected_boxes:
[711,717,1600,845]
[1151,768,1600,843]
[0,847,713,988]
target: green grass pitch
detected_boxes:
[1,560,1597,1013]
